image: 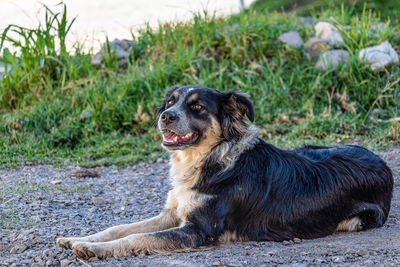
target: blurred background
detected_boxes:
[0,0,399,167]
[0,0,255,51]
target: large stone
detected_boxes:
[305,37,330,59]
[316,50,350,70]
[278,31,304,48]
[359,41,399,71]
[315,22,345,47]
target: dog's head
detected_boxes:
[157,86,254,150]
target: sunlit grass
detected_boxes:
[0,4,399,167]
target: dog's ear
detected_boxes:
[157,85,180,115]
[220,91,255,140]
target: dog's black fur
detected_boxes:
[158,85,393,244]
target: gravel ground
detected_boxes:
[0,146,400,267]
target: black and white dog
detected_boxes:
[57,86,393,259]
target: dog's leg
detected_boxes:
[57,209,179,250]
[72,225,207,259]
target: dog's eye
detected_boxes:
[191,104,203,111]
[167,99,174,106]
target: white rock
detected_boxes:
[359,41,399,71]
[50,180,62,185]
[315,22,344,47]
[316,50,350,70]
[278,31,304,48]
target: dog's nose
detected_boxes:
[161,111,177,123]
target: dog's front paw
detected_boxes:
[57,237,78,249]
[72,242,111,259]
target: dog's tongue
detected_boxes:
[163,131,197,146]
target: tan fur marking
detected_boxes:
[72,231,198,259]
[166,187,212,223]
[169,117,222,188]
[335,217,362,232]
[218,231,248,243]
[187,93,199,103]
[165,118,221,223]
[57,210,179,249]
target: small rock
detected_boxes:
[316,49,350,70]
[46,259,58,266]
[91,52,103,66]
[299,17,315,27]
[282,240,291,245]
[315,22,345,47]
[10,244,28,254]
[278,31,304,48]
[359,41,399,71]
[156,158,164,163]
[80,110,92,121]
[91,38,133,67]
[333,256,345,263]
[305,37,330,59]
[293,237,301,243]
[91,196,106,206]
[50,180,62,185]
[356,249,369,257]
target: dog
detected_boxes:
[57,85,393,259]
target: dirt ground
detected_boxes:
[0,145,399,267]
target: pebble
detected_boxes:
[359,41,399,71]
[305,37,330,59]
[293,238,301,243]
[332,256,345,263]
[316,49,350,70]
[91,196,106,206]
[356,249,369,257]
[278,31,304,48]
[315,21,345,47]
[60,259,71,266]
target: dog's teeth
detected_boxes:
[174,136,178,142]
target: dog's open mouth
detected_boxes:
[162,130,199,147]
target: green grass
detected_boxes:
[0,4,399,167]
[252,0,400,22]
